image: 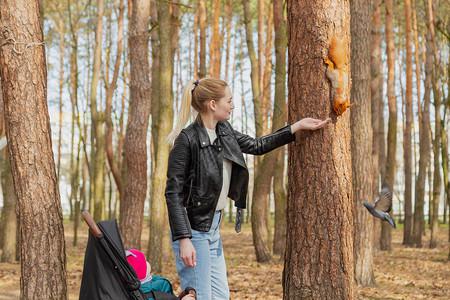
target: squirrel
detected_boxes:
[323,36,353,116]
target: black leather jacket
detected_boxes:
[165,120,296,241]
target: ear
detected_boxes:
[209,99,216,112]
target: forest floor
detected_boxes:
[0,220,449,299]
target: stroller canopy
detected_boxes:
[79,219,143,300]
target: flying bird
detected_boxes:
[362,185,396,229]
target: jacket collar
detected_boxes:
[194,120,229,148]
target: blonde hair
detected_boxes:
[167,78,228,146]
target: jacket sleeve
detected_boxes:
[233,124,296,155]
[165,131,192,241]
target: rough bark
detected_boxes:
[120,0,151,250]
[0,0,68,297]
[412,0,432,248]
[380,0,396,251]
[272,0,287,257]
[351,0,375,286]
[403,0,414,246]
[284,1,354,298]
[148,0,176,273]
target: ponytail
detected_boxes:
[167,78,228,146]
[167,79,196,146]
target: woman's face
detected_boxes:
[210,86,234,121]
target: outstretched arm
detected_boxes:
[290,117,331,133]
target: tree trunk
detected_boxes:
[0,77,16,262]
[412,0,433,248]
[57,0,64,182]
[429,0,442,249]
[380,0,396,251]
[0,0,67,297]
[370,0,383,253]
[351,0,374,286]
[1,149,16,263]
[120,0,151,250]
[209,0,221,77]
[403,0,414,246]
[262,1,273,136]
[272,0,287,257]
[284,1,353,298]
[198,0,207,78]
[105,0,125,199]
[148,0,176,273]
[242,0,263,139]
[90,0,106,221]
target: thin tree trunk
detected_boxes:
[0,0,67,297]
[57,0,64,182]
[193,3,198,78]
[351,0,375,286]
[412,0,433,248]
[403,0,414,246]
[284,1,353,298]
[198,0,207,78]
[412,0,422,125]
[0,76,17,262]
[120,0,151,250]
[272,0,287,257]
[90,0,106,221]
[73,131,82,247]
[148,0,176,273]
[242,0,263,139]
[224,0,232,82]
[429,0,442,249]
[257,0,264,97]
[1,149,16,263]
[209,0,221,77]
[371,0,383,253]
[380,0,397,251]
[105,0,125,198]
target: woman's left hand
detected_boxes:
[291,117,331,133]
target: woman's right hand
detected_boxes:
[179,238,196,267]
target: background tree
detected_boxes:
[272,0,288,257]
[0,0,68,298]
[0,78,17,263]
[380,0,397,251]
[120,0,151,250]
[284,0,354,298]
[403,0,414,246]
[370,0,384,253]
[148,0,178,273]
[90,0,106,221]
[412,0,433,248]
[351,0,375,286]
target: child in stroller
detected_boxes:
[79,210,196,300]
[126,249,195,300]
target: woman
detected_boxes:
[165,78,330,299]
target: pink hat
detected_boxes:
[126,249,149,280]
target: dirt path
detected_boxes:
[0,221,448,299]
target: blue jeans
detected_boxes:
[170,211,229,300]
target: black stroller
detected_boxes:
[79,210,195,300]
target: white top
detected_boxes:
[205,127,232,211]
